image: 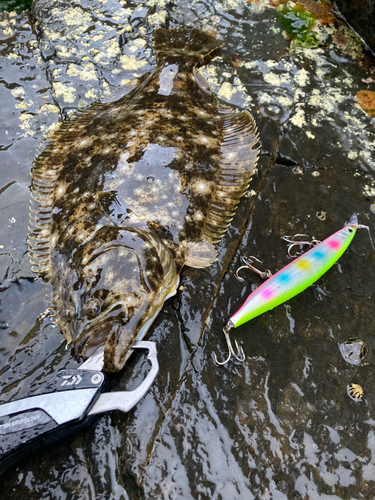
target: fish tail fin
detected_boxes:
[154,28,224,64]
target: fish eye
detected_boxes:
[84,298,101,318]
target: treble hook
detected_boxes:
[235,256,272,282]
[282,234,321,258]
[214,321,245,365]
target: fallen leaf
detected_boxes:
[298,0,335,24]
[355,90,375,117]
[230,54,241,67]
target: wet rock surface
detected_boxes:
[0,0,375,498]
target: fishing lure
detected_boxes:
[215,214,369,365]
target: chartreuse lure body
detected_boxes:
[215,214,359,365]
[231,214,358,328]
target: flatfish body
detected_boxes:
[28,28,259,372]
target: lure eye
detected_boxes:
[348,228,354,233]
[84,298,101,318]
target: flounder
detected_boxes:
[28,28,259,372]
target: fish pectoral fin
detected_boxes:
[202,110,259,245]
[185,240,218,268]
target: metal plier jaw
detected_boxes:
[0,341,158,475]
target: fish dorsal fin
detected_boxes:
[28,167,58,280]
[28,109,101,280]
[202,110,259,245]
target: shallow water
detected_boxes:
[1,0,375,498]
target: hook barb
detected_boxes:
[235,256,272,282]
[214,323,245,366]
[282,234,320,258]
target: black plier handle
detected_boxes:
[0,341,158,475]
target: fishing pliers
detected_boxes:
[0,341,158,475]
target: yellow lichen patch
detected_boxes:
[218,82,237,101]
[308,87,346,114]
[67,63,97,82]
[44,27,60,42]
[355,90,375,118]
[105,38,121,58]
[2,27,14,36]
[290,107,307,127]
[11,87,25,98]
[278,95,293,107]
[102,81,111,96]
[85,88,99,99]
[19,114,36,137]
[148,11,167,26]
[39,104,60,115]
[348,151,358,160]
[128,38,147,53]
[120,79,133,87]
[363,183,375,197]
[294,68,309,87]
[264,72,292,86]
[20,113,33,122]
[121,24,133,33]
[16,101,33,110]
[52,82,76,103]
[15,101,27,111]
[200,66,252,107]
[62,7,92,29]
[120,54,148,71]
[55,44,74,59]
[223,0,250,8]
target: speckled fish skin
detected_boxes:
[28,28,259,372]
[229,214,358,329]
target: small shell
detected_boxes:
[316,210,327,221]
[293,166,303,175]
[339,338,367,366]
[348,383,364,401]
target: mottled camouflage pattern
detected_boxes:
[28,28,258,372]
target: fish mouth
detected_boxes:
[73,299,130,356]
[71,227,180,370]
[102,277,179,372]
[74,297,164,367]
[76,316,120,359]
